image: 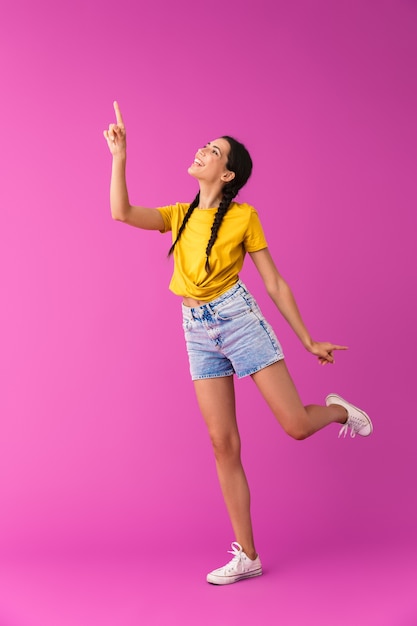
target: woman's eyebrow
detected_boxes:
[208,142,222,155]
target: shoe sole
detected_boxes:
[207,569,263,585]
[326,393,373,436]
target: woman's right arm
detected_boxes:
[103,102,165,231]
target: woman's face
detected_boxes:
[188,138,235,185]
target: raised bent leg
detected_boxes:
[193,376,257,560]
[251,360,347,440]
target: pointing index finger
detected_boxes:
[113,101,124,126]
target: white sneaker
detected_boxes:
[326,393,373,438]
[206,542,262,585]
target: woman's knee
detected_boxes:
[209,433,241,461]
[285,426,309,441]
[279,411,310,440]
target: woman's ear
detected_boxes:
[221,170,235,182]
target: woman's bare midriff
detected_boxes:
[182,297,211,308]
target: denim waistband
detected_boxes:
[182,280,248,319]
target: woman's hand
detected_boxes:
[307,341,348,365]
[103,101,126,156]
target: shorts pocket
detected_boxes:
[182,317,194,332]
[216,295,251,321]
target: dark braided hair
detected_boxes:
[169,136,253,273]
[167,192,200,257]
[203,184,236,273]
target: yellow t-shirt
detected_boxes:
[157,202,268,300]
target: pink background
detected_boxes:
[1,0,416,624]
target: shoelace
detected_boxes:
[226,542,244,567]
[338,413,365,438]
[338,422,355,438]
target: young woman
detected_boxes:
[103,102,373,585]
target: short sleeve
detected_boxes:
[156,205,174,233]
[244,208,268,252]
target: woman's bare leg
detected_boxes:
[193,376,257,559]
[251,360,347,440]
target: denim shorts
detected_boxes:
[181,280,284,380]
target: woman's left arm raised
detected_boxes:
[249,248,347,365]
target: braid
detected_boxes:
[168,192,199,257]
[204,185,237,273]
